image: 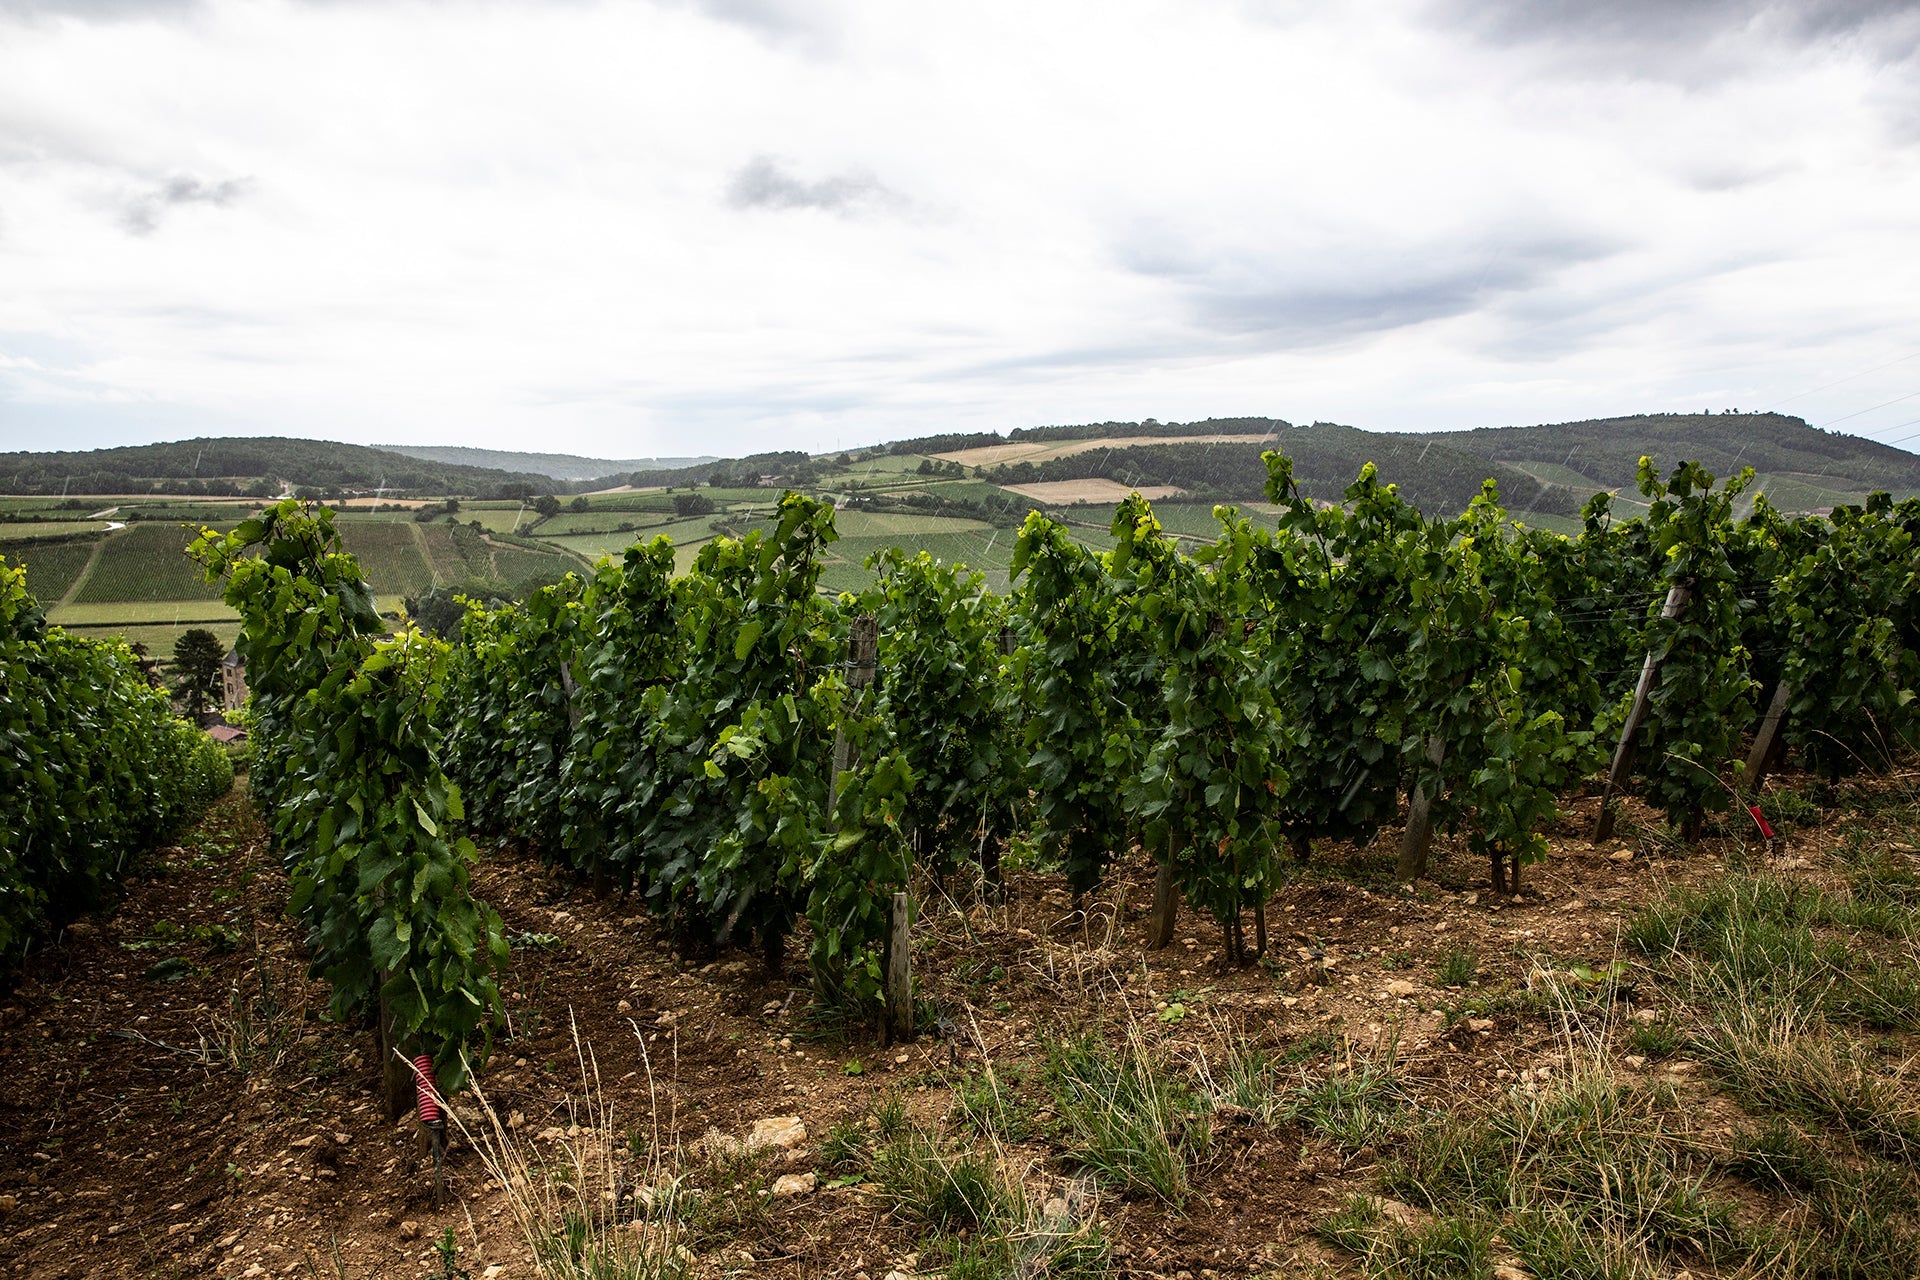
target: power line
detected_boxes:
[1816,389,1920,428]
[1767,350,1920,410]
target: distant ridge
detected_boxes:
[1,413,1912,515]
[0,437,567,498]
[379,444,719,483]
[921,411,1920,517]
[1420,412,1920,497]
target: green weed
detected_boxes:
[1287,1056,1410,1150]
[1317,1195,1496,1279]
[1434,947,1479,988]
[1042,1026,1209,1206]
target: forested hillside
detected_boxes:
[378,444,717,482]
[979,420,1589,517]
[1424,412,1920,495]
[0,437,565,497]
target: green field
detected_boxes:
[817,460,934,492]
[539,516,723,561]
[72,524,227,604]
[48,600,237,625]
[7,539,101,602]
[55,620,243,661]
[917,479,1026,504]
[463,504,534,533]
[572,491,678,513]
[532,510,680,536]
[575,487,769,511]
[830,509,994,537]
[0,520,114,542]
[822,528,1021,594]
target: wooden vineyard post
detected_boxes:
[373,880,413,1119]
[829,616,879,808]
[824,617,906,1035]
[557,661,583,731]
[1744,678,1793,795]
[882,892,913,1045]
[1147,860,1177,950]
[976,819,1002,903]
[1593,583,1692,841]
[976,626,1019,901]
[377,991,413,1120]
[1395,735,1447,882]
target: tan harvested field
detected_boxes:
[1004,478,1186,504]
[932,433,1275,468]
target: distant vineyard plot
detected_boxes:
[10,539,100,601]
[334,522,436,602]
[72,524,227,604]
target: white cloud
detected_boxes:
[1,0,1917,457]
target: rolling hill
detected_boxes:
[0,437,570,498]
[377,445,719,482]
[1421,412,1920,504]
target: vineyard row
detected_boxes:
[174,450,1918,1106]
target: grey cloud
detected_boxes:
[1685,156,1802,191]
[694,0,812,36]
[121,173,247,234]
[725,155,894,214]
[657,0,842,55]
[0,0,197,18]
[1432,0,1920,75]
[1123,229,1619,344]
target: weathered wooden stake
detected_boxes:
[1395,735,1447,882]
[1253,899,1268,958]
[558,661,583,730]
[377,991,412,1120]
[976,819,1002,902]
[827,617,905,1034]
[1744,678,1794,795]
[1594,583,1692,841]
[882,891,913,1044]
[829,615,880,809]
[1147,861,1177,949]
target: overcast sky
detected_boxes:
[2,0,1918,459]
